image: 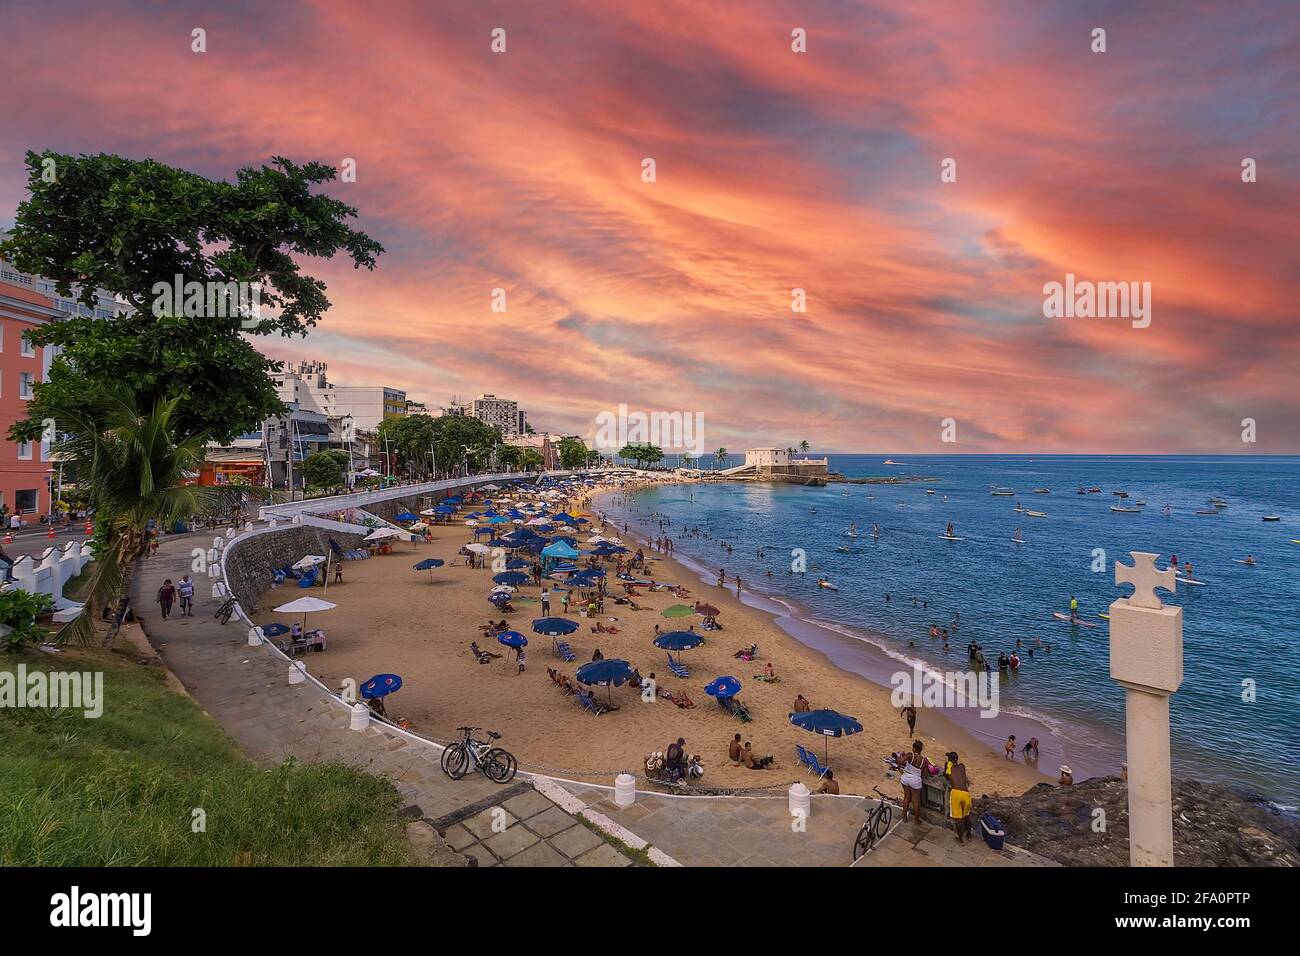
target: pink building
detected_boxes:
[0,280,56,519]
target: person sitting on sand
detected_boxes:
[734,643,758,661]
[1058,765,1074,786]
[740,742,775,770]
[793,694,811,713]
[817,769,840,795]
[729,733,743,763]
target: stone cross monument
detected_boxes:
[1110,551,1182,866]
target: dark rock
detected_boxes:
[974,775,1299,867]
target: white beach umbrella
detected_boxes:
[292,555,326,571]
[465,519,479,526]
[527,517,551,526]
[273,595,337,631]
[420,508,441,516]
[465,543,491,554]
[365,527,403,541]
[491,584,517,594]
[480,483,501,491]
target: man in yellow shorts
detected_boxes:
[945,751,974,843]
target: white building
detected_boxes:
[271,360,407,431]
[745,447,791,468]
[470,393,521,437]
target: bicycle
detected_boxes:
[441,726,518,784]
[214,595,237,625]
[852,786,898,861]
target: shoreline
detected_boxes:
[588,481,1124,784]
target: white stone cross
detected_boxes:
[1115,551,1177,609]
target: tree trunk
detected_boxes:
[104,534,146,647]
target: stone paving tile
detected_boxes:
[462,843,498,867]
[573,843,633,867]
[523,806,579,838]
[442,823,478,852]
[504,841,568,867]
[484,824,541,859]
[549,822,604,858]
[502,789,553,820]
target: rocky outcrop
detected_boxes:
[974,776,1299,867]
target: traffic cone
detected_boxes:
[84,521,93,536]
[47,526,56,539]
[3,533,11,545]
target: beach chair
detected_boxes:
[806,751,831,779]
[732,699,753,723]
[666,653,689,678]
[553,640,576,663]
[795,745,813,771]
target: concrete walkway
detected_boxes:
[130,531,642,866]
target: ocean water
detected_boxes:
[602,455,1300,807]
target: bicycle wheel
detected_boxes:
[441,743,469,780]
[874,801,892,839]
[852,822,873,861]
[482,748,517,784]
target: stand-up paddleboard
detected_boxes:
[1232,560,1257,566]
[1053,612,1096,628]
[1011,538,1026,544]
[1098,612,1110,620]
[1025,510,1047,518]
[1261,516,1279,521]
[1177,576,1207,586]
[1110,506,1141,513]
[939,534,963,541]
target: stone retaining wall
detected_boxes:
[223,525,367,612]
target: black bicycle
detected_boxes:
[214,595,237,624]
[852,786,898,860]
[441,726,518,783]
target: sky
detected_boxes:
[1,0,1297,454]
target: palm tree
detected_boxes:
[799,440,810,454]
[715,447,727,469]
[50,389,257,646]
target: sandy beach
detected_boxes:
[259,480,1047,799]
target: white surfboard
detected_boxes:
[1232,560,1257,566]
[939,534,963,541]
[1053,612,1096,628]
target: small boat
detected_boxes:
[1262,515,1280,521]
[1033,488,1051,494]
[1025,510,1047,518]
[1195,509,1218,515]
[1088,487,1101,493]
[1134,500,1147,506]
[1111,506,1141,513]
[925,489,935,495]
[1112,491,1129,498]
[991,489,1015,496]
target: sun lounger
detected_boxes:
[553,640,576,662]
[732,699,753,722]
[806,751,831,779]
[795,745,813,770]
[667,653,689,678]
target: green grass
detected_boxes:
[0,646,416,866]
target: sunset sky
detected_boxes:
[2,0,1297,453]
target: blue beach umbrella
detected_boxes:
[531,617,579,636]
[788,708,863,762]
[704,675,742,699]
[395,511,419,522]
[496,630,528,649]
[493,571,529,586]
[433,505,455,515]
[413,557,445,581]
[361,674,403,699]
[260,622,290,637]
[542,541,581,559]
[505,558,530,570]
[576,658,634,703]
[653,630,705,651]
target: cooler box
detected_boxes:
[979,813,1005,851]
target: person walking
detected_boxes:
[156,579,177,620]
[945,752,974,843]
[177,575,195,616]
[541,587,551,616]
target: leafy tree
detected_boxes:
[556,437,589,470]
[617,442,664,468]
[681,452,695,468]
[715,447,728,468]
[1,150,383,442]
[496,444,522,470]
[377,414,439,477]
[518,448,544,471]
[301,450,344,489]
[799,440,810,453]
[47,388,258,645]
[0,590,55,651]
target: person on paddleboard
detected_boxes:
[1013,528,1023,543]
[946,522,954,538]
[1069,595,1079,623]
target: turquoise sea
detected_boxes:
[602,455,1299,808]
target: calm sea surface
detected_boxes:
[602,455,1299,807]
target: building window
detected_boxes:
[18,441,32,460]
[19,372,34,399]
[15,489,37,513]
[21,330,36,357]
